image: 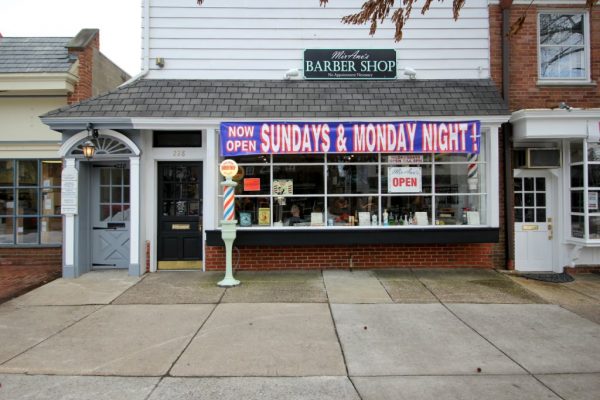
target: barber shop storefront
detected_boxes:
[43,75,508,276]
[204,117,502,270]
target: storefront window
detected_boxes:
[0,160,62,245]
[219,137,487,228]
[569,141,600,240]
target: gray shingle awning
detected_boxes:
[43,78,508,120]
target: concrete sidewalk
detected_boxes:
[0,269,599,399]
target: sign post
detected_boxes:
[218,159,240,287]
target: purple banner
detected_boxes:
[220,121,480,156]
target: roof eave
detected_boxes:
[41,116,134,131]
[0,72,78,94]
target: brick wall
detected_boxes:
[205,244,495,270]
[489,3,599,270]
[0,247,62,267]
[67,34,99,104]
[490,4,600,111]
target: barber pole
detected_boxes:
[467,153,478,191]
[467,153,478,179]
[223,186,235,221]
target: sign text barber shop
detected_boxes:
[304,49,396,79]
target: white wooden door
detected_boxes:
[514,171,554,271]
[91,165,130,269]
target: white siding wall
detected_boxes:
[145,0,491,80]
[0,97,63,158]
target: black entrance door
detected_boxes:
[157,163,203,269]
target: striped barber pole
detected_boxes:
[467,153,478,179]
[223,186,235,221]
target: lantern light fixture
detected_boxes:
[82,123,99,159]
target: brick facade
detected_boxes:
[488,3,599,270]
[0,247,62,267]
[205,244,495,270]
[67,34,99,104]
[489,4,600,111]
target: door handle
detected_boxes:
[548,223,553,240]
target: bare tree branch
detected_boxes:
[198,0,598,42]
[541,46,584,76]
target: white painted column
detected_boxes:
[488,125,500,228]
[204,128,218,231]
[203,128,218,272]
[129,156,141,276]
[63,158,77,278]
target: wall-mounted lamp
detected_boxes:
[559,102,572,111]
[155,57,165,68]
[403,67,417,80]
[82,123,99,159]
[284,68,300,80]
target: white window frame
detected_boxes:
[216,135,491,230]
[537,10,591,84]
[568,140,600,244]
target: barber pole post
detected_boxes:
[218,159,240,287]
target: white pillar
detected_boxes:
[488,125,500,228]
[129,156,141,276]
[63,158,77,278]
[204,128,218,231]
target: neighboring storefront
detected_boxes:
[510,109,600,272]
[0,30,129,267]
[489,4,600,273]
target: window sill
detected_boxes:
[0,244,62,248]
[206,227,499,246]
[566,238,600,247]
[536,80,596,87]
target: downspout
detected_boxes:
[501,0,515,269]
[120,0,150,87]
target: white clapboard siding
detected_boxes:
[146,0,491,80]
[151,28,488,40]
[156,58,489,71]
[149,17,489,30]
[149,48,490,61]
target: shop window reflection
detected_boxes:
[0,160,61,245]
[328,165,378,194]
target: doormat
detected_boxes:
[520,272,574,283]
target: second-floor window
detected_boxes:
[539,12,588,81]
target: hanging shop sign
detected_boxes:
[221,121,480,156]
[219,159,238,178]
[304,49,396,79]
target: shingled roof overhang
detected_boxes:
[41,79,509,131]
